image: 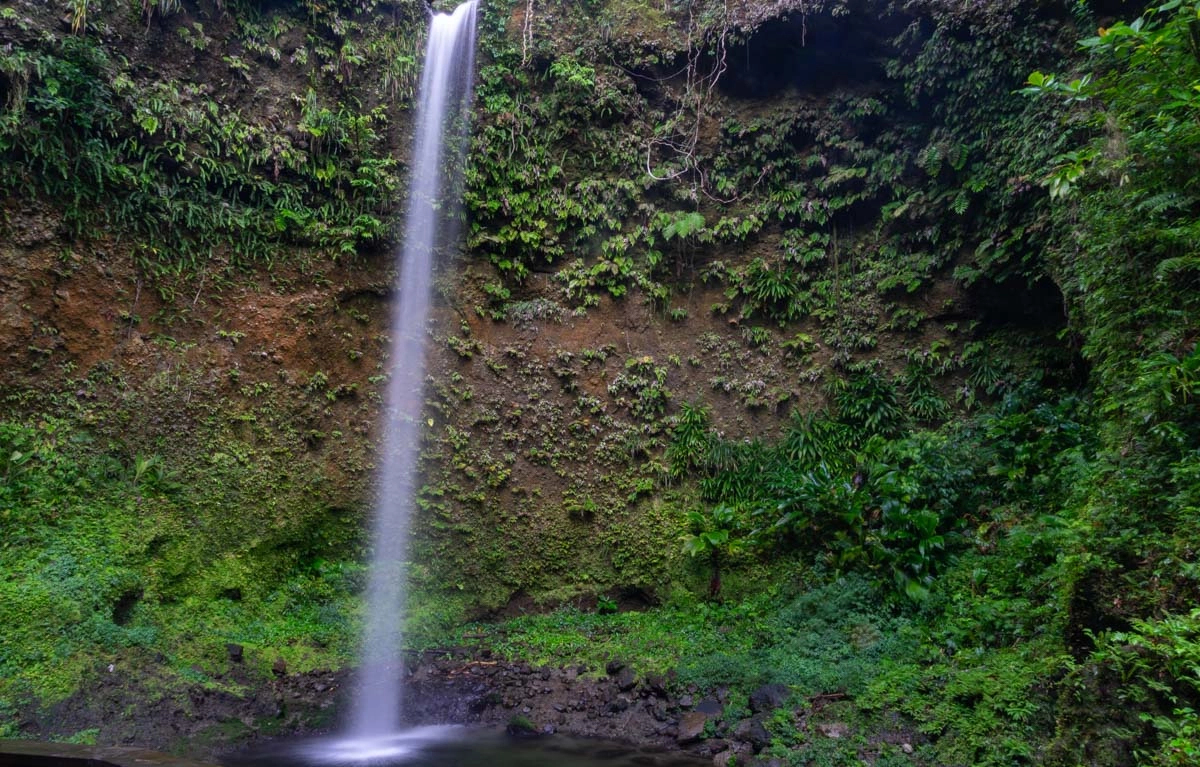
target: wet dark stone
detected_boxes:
[676,711,709,743]
[733,717,772,752]
[506,717,539,737]
[0,739,217,767]
[616,667,638,692]
[645,674,669,697]
[748,684,790,713]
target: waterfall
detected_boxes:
[348,0,480,741]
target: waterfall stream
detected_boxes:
[348,0,480,744]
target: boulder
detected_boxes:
[733,717,772,752]
[713,750,737,767]
[615,667,638,691]
[645,674,670,697]
[506,715,538,737]
[748,684,789,713]
[677,711,710,743]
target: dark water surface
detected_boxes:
[221,727,708,767]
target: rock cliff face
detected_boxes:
[0,0,1074,706]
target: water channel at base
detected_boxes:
[221,727,708,767]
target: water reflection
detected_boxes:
[223,728,709,767]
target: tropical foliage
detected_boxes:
[2,0,1200,763]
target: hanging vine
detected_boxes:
[644,0,731,198]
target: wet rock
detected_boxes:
[748,684,789,713]
[606,659,627,675]
[616,667,638,691]
[713,750,737,767]
[506,715,538,737]
[677,711,710,744]
[817,722,849,739]
[732,717,771,753]
[37,650,728,762]
[645,674,670,697]
[226,643,244,663]
[695,699,723,717]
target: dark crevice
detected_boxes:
[719,11,898,100]
[111,589,143,627]
[969,275,1067,331]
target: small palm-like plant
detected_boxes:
[832,364,906,439]
[665,402,714,477]
[681,504,745,600]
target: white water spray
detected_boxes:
[348,0,479,742]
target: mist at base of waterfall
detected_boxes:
[221,727,708,767]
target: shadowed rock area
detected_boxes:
[22,652,873,766]
[0,739,218,767]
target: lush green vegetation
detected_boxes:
[1,0,1199,764]
[0,403,363,728]
[451,0,1200,762]
[0,0,422,280]
[470,378,1085,764]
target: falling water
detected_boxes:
[348,0,480,744]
